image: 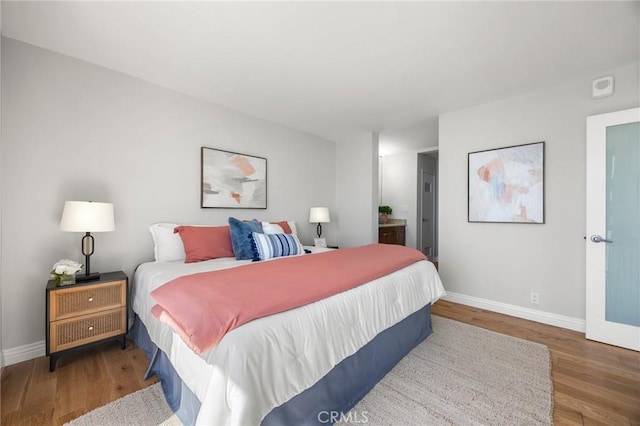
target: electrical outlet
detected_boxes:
[530,292,539,305]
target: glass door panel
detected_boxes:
[605,122,640,327]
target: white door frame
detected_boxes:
[585,107,640,351]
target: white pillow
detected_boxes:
[262,223,284,234]
[262,221,298,235]
[149,223,185,262]
[288,221,298,235]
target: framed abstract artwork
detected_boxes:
[201,147,267,209]
[468,142,544,223]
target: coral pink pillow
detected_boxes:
[174,226,234,263]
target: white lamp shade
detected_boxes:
[60,201,115,232]
[309,207,330,223]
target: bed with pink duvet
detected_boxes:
[131,243,445,425]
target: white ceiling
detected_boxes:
[3,1,639,154]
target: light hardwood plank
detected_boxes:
[554,405,585,426]
[1,359,32,423]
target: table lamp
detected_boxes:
[309,207,330,238]
[60,201,115,281]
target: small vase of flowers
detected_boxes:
[51,259,83,286]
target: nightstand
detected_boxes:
[46,271,128,372]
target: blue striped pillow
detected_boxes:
[250,232,304,261]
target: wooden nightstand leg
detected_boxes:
[49,355,58,372]
[121,335,127,350]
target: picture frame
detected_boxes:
[201,147,267,209]
[468,141,544,224]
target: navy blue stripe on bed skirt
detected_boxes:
[130,303,432,426]
[129,319,201,425]
[262,304,433,425]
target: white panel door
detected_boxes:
[586,107,640,351]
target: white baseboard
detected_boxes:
[2,340,46,367]
[443,292,586,333]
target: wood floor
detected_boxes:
[1,340,157,425]
[1,300,639,425]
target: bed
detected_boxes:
[131,223,445,425]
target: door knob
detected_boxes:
[590,235,613,244]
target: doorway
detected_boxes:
[417,150,438,261]
[586,107,639,351]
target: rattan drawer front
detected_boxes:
[50,281,126,320]
[49,307,126,353]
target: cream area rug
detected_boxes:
[67,316,553,426]
[66,382,180,426]
[341,316,553,425]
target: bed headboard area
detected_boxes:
[149,219,300,263]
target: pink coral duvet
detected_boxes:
[151,243,427,354]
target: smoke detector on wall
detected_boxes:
[592,76,614,99]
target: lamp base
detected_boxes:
[76,272,101,282]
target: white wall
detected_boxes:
[380,151,418,248]
[1,38,337,354]
[0,5,4,369]
[335,133,378,248]
[439,63,639,321]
